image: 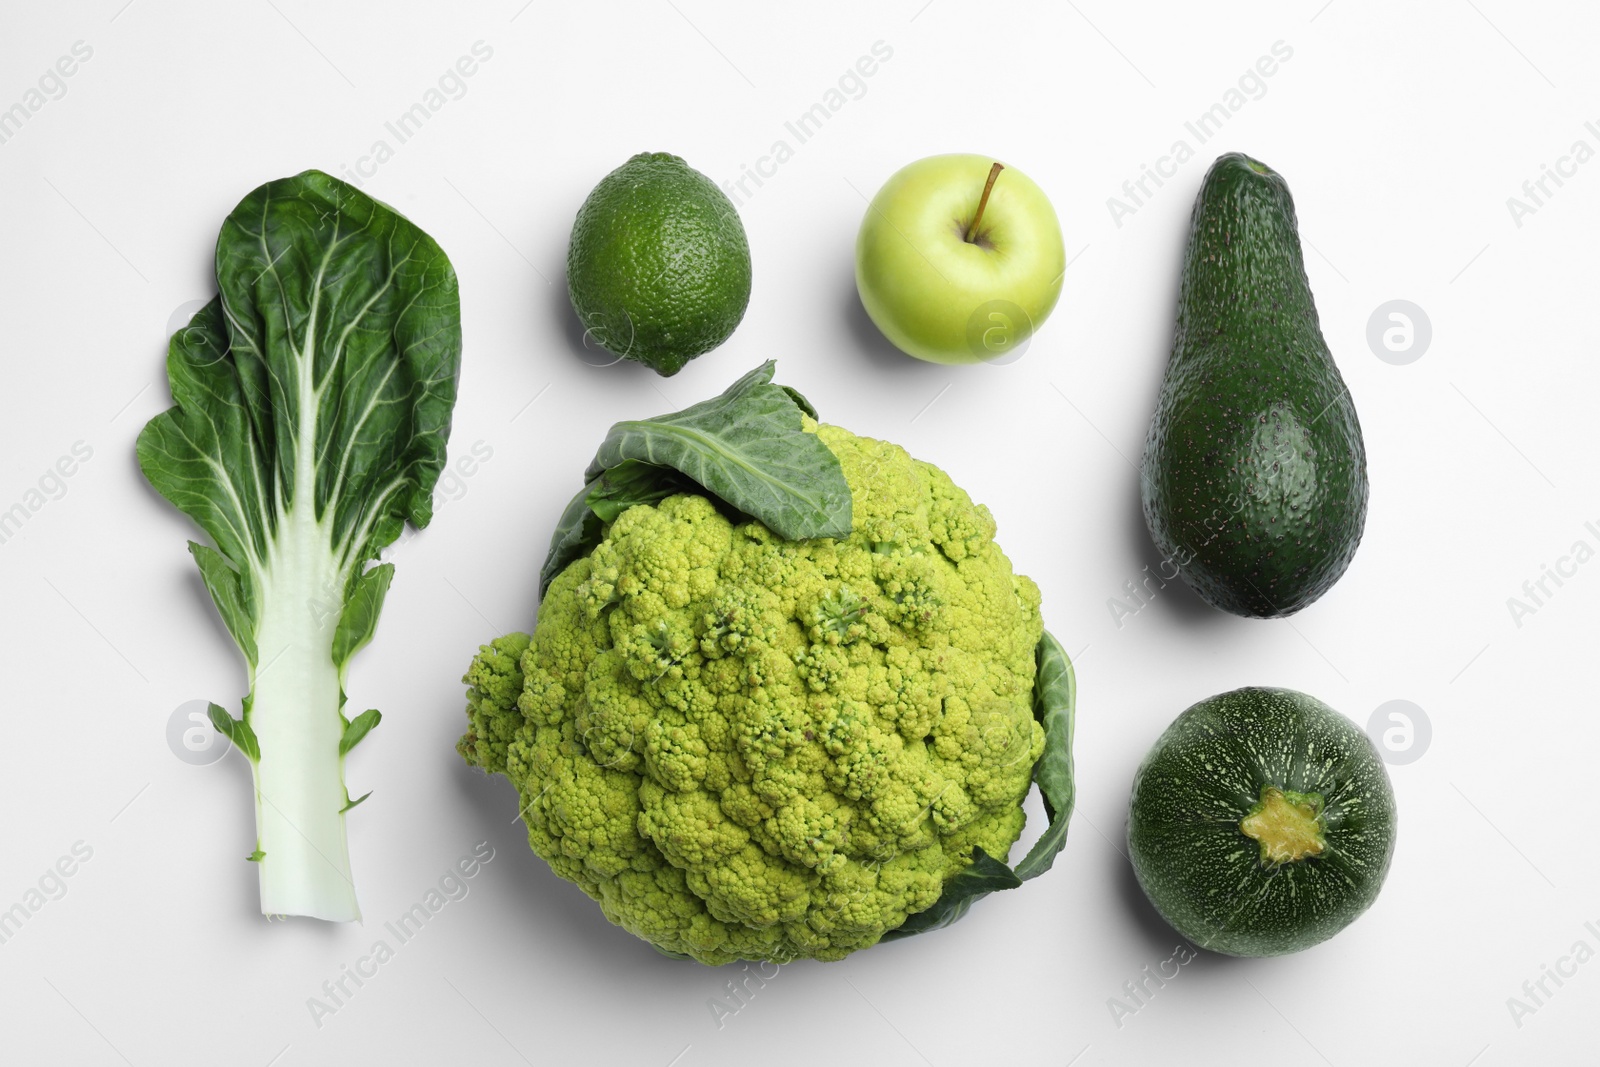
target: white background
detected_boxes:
[1,1,1596,1064]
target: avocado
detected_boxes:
[1141,153,1367,618]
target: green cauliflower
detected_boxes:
[459,423,1045,963]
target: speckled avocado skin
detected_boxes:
[1141,153,1367,618]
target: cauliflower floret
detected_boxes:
[459,423,1045,964]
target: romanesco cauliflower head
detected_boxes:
[460,424,1044,963]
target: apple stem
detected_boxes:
[964,162,1005,243]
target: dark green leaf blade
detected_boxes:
[1015,629,1078,881]
[332,564,394,669]
[136,298,273,573]
[140,171,463,665]
[189,542,258,666]
[589,360,851,542]
[880,630,1077,942]
[212,170,462,566]
[586,460,698,523]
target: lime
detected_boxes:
[566,152,752,376]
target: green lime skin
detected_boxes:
[1127,687,1397,957]
[566,152,752,376]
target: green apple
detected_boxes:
[855,154,1064,365]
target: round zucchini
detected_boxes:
[1127,687,1397,957]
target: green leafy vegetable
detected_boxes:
[137,169,461,922]
[539,360,851,593]
[882,630,1077,940]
